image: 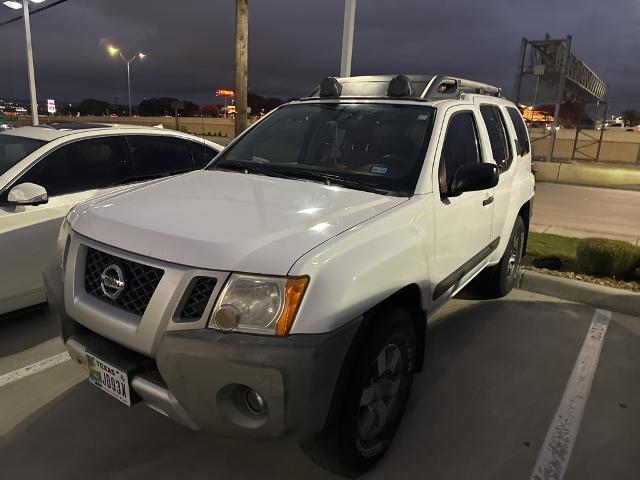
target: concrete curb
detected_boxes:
[519,270,640,318]
[534,162,640,190]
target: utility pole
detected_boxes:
[340,0,357,77]
[235,0,249,136]
[22,0,39,126]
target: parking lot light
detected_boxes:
[2,0,43,126]
[105,45,146,118]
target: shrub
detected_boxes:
[576,237,640,278]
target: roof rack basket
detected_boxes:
[421,75,502,100]
[305,74,502,101]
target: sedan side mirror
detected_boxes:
[7,183,49,206]
[449,163,498,196]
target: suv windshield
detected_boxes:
[0,135,47,177]
[211,103,435,195]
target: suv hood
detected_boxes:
[70,170,407,275]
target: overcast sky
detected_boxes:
[2,0,639,113]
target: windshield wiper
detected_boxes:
[216,161,395,195]
[286,169,394,195]
[216,160,302,181]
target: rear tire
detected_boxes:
[485,216,526,297]
[302,307,416,478]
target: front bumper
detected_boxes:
[44,261,360,439]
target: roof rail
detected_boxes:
[302,74,501,102]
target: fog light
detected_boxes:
[213,305,240,332]
[245,389,266,415]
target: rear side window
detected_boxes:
[189,141,220,169]
[439,111,480,194]
[127,136,193,179]
[480,105,512,172]
[506,107,530,156]
[18,136,128,197]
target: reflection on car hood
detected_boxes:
[69,170,407,275]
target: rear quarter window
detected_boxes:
[506,107,530,156]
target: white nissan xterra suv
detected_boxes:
[45,75,535,478]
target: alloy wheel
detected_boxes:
[357,344,404,443]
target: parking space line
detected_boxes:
[530,308,611,480]
[0,351,71,388]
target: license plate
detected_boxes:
[86,353,132,406]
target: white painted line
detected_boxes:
[530,308,611,480]
[0,351,71,388]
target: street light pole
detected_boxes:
[123,54,132,117]
[340,0,356,77]
[22,0,39,126]
[3,0,46,126]
[107,46,145,118]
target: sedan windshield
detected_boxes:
[0,135,47,177]
[211,103,435,195]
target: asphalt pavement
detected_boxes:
[1,289,639,479]
[531,182,640,245]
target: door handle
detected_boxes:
[482,196,494,206]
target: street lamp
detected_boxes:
[3,0,45,126]
[107,45,146,117]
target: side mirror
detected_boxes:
[7,183,49,206]
[449,163,498,196]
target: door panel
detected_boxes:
[431,108,494,301]
[479,104,515,244]
[491,106,530,244]
[0,191,91,313]
[0,136,131,314]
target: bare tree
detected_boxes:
[621,109,640,127]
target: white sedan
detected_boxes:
[0,122,223,315]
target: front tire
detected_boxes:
[486,216,526,297]
[302,307,417,478]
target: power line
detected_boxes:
[0,0,71,28]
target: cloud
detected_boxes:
[1,0,638,111]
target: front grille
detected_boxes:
[84,247,164,316]
[178,277,217,321]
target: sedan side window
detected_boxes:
[189,141,221,169]
[127,136,193,179]
[439,111,480,194]
[18,136,129,197]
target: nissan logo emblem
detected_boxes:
[100,264,126,300]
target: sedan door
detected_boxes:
[0,136,130,314]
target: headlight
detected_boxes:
[56,218,72,270]
[209,274,309,336]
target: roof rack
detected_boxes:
[303,74,501,101]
